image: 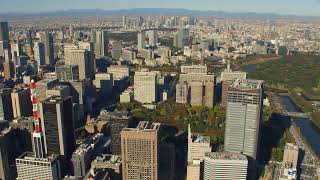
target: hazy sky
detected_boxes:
[1,0,320,16]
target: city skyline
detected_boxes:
[0,0,320,16]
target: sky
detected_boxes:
[1,0,320,16]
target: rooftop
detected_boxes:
[205,152,247,161]
[123,121,160,132]
[74,133,103,155]
[99,110,131,120]
[230,79,264,89]
[191,134,210,144]
[92,154,121,166]
[17,152,59,162]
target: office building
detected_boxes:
[90,154,122,180]
[173,29,190,48]
[122,16,127,27]
[134,70,158,104]
[121,121,160,180]
[0,129,10,180]
[148,30,158,47]
[281,143,299,180]
[156,46,171,58]
[203,152,248,180]
[120,87,133,103]
[181,64,207,74]
[99,111,131,155]
[79,41,94,52]
[0,41,4,57]
[137,31,146,49]
[16,152,61,180]
[93,73,113,94]
[46,85,71,98]
[139,48,154,59]
[95,31,108,57]
[11,87,32,119]
[176,81,188,104]
[69,24,74,40]
[36,78,59,102]
[111,41,122,60]
[3,60,14,80]
[55,63,79,81]
[224,79,264,159]
[72,133,103,177]
[0,22,9,49]
[33,42,46,67]
[64,49,95,80]
[0,88,13,121]
[121,49,136,63]
[107,65,130,81]
[40,32,54,65]
[186,124,211,180]
[40,96,75,159]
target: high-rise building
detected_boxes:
[10,43,22,66]
[148,30,158,47]
[203,152,248,180]
[190,81,214,107]
[173,29,190,48]
[0,22,9,49]
[33,42,46,67]
[224,79,264,159]
[138,48,154,59]
[121,49,136,63]
[40,32,54,65]
[26,29,33,45]
[3,60,14,80]
[0,41,4,57]
[36,78,59,103]
[98,111,131,155]
[11,87,32,119]
[134,70,158,103]
[39,96,75,159]
[72,133,103,177]
[93,73,113,95]
[0,88,13,121]
[122,16,127,27]
[137,31,146,49]
[69,24,74,40]
[111,41,122,60]
[176,81,188,104]
[16,152,61,180]
[107,65,131,81]
[55,63,79,81]
[95,31,108,57]
[121,121,161,180]
[64,49,95,80]
[186,124,211,180]
[78,41,94,52]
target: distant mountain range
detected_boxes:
[0,8,319,20]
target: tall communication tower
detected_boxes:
[30,79,45,159]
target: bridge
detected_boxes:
[281,111,311,118]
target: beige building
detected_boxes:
[64,49,95,80]
[122,49,136,63]
[134,70,158,104]
[11,88,32,119]
[187,124,211,180]
[93,73,113,94]
[176,81,188,104]
[46,85,71,98]
[121,121,160,180]
[36,78,59,103]
[120,87,133,103]
[181,64,207,74]
[107,65,130,81]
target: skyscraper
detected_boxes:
[40,32,54,65]
[121,121,160,180]
[122,16,127,27]
[203,152,248,180]
[173,29,190,48]
[39,96,75,159]
[0,88,13,121]
[224,79,264,159]
[26,29,33,45]
[64,48,95,80]
[137,31,146,49]
[69,24,74,40]
[33,42,46,67]
[134,70,158,104]
[11,87,32,119]
[0,22,9,49]
[95,30,108,57]
[148,30,158,47]
[55,63,79,81]
[111,41,122,60]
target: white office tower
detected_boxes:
[137,31,146,49]
[186,124,211,180]
[133,70,158,104]
[203,152,248,180]
[224,79,264,159]
[16,153,61,180]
